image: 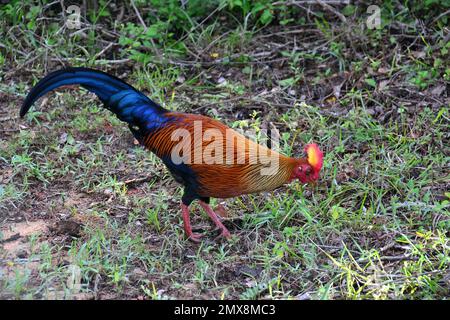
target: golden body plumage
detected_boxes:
[142,113,304,199]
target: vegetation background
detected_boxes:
[0,0,449,299]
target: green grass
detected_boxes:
[0,0,449,300]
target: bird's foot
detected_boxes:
[214,226,231,240]
[182,203,203,243]
[220,228,231,239]
[187,232,203,243]
[199,201,233,241]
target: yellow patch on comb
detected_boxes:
[305,143,323,171]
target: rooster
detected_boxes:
[20,68,323,242]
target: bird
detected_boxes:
[20,67,323,242]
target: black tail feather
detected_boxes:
[20,67,168,129]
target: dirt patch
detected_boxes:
[1,220,48,255]
[0,220,49,297]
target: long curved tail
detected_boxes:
[20,67,168,130]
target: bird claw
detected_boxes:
[188,233,203,243]
[215,228,231,240]
[188,228,230,242]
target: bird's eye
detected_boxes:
[305,167,311,175]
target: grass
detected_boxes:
[0,0,449,300]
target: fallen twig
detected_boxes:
[123,176,155,186]
[0,116,19,122]
[316,0,347,23]
[0,233,21,244]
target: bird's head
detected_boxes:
[291,143,323,184]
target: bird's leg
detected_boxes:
[199,201,231,239]
[181,203,202,242]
